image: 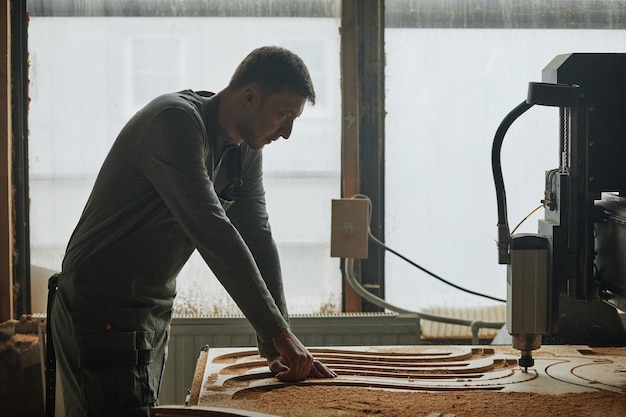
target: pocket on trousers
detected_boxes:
[72,313,156,409]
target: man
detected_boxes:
[49,46,336,417]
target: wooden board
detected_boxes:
[172,345,626,417]
[192,345,626,397]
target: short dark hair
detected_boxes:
[228,46,316,105]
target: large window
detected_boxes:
[27,1,342,315]
[384,0,626,311]
[27,0,626,319]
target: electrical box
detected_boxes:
[330,198,369,259]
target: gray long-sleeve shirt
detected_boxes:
[61,90,289,356]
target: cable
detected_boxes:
[369,233,506,304]
[510,204,543,235]
[343,258,504,344]
[350,194,506,304]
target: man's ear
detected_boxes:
[243,84,260,108]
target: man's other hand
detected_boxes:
[269,328,337,381]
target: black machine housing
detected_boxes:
[538,53,626,345]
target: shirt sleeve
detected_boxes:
[227,145,290,357]
[137,105,289,343]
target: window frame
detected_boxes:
[6,0,626,320]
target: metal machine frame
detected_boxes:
[492,53,626,368]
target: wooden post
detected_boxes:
[340,0,362,312]
[0,0,13,322]
[341,0,386,312]
[356,0,385,312]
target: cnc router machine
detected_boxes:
[493,53,626,369]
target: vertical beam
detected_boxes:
[357,0,385,311]
[10,0,30,315]
[340,0,362,312]
[0,0,13,322]
[340,0,386,312]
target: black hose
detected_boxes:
[491,100,534,263]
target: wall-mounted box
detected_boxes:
[330,198,369,259]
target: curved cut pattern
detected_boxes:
[194,345,626,404]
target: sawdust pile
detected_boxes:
[203,386,626,417]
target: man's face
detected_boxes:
[237,87,307,150]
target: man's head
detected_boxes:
[220,46,315,150]
[228,46,316,105]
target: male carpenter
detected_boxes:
[50,46,336,417]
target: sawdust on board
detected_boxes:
[199,385,626,417]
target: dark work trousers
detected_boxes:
[51,271,171,417]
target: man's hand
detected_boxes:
[268,328,337,381]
